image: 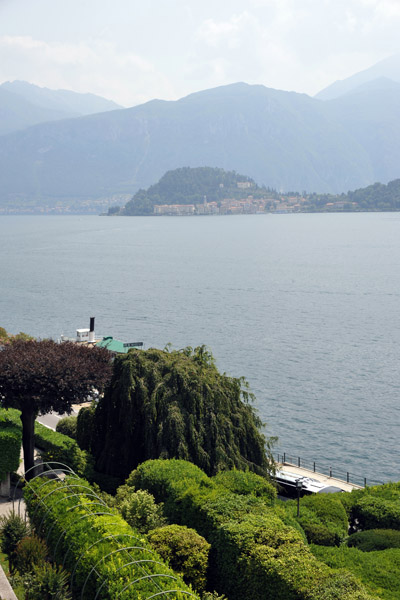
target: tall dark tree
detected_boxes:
[89,346,275,480]
[0,339,112,477]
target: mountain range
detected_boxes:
[1,54,400,213]
[0,80,122,136]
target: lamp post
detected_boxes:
[295,478,303,517]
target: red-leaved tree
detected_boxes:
[0,339,112,477]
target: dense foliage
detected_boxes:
[335,482,400,533]
[24,474,199,600]
[348,529,400,552]
[56,415,77,440]
[311,545,400,600]
[212,469,276,504]
[303,179,400,212]
[34,420,93,478]
[120,167,273,215]
[90,346,275,480]
[0,339,112,476]
[280,493,349,547]
[0,512,30,573]
[128,459,375,600]
[0,408,22,481]
[147,524,210,593]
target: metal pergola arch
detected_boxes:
[19,462,198,600]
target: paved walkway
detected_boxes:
[0,564,18,600]
[0,489,22,600]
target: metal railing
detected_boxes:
[275,451,385,488]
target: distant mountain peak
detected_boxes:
[315,53,400,100]
[0,80,123,116]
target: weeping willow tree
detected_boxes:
[90,346,276,480]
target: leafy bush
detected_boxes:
[353,496,400,531]
[148,524,210,593]
[212,469,276,504]
[28,563,71,600]
[300,522,341,547]
[279,493,349,546]
[311,545,400,600]
[0,408,22,480]
[129,459,375,600]
[24,475,199,600]
[0,512,30,573]
[56,416,77,440]
[15,535,47,574]
[338,482,400,532]
[116,488,167,533]
[348,529,400,552]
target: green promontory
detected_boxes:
[117,166,274,215]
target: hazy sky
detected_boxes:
[1,0,399,107]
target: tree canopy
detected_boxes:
[0,339,112,476]
[88,345,275,480]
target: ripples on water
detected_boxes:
[1,213,399,483]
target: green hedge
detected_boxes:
[338,483,400,532]
[352,496,400,531]
[34,421,93,478]
[147,525,210,593]
[212,469,276,504]
[311,545,400,600]
[128,459,376,600]
[348,529,400,552]
[0,408,22,480]
[24,474,199,600]
[280,493,349,546]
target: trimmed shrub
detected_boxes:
[56,416,77,440]
[212,469,276,504]
[353,496,400,531]
[116,488,167,533]
[0,408,22,480]
[338,482,400,532]
[348,529,400,552]
[24,475,199,600]
[148,524,210,593]
[128,459,376,600]
[15,535,47,574]
[279,493,349,546]
[300,522,341,547]
[311,545,400,600]
[0,512,30,573]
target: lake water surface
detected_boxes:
[1,213,399,484]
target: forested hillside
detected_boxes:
[121,167,275,215]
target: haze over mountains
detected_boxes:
[0,80,122,135]
[1,54,400,213]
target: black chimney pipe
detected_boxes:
[90,317,95,332]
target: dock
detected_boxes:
[276,461,363,492]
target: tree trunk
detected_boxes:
[20,408,36,480]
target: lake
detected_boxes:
[1,212,399,484]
